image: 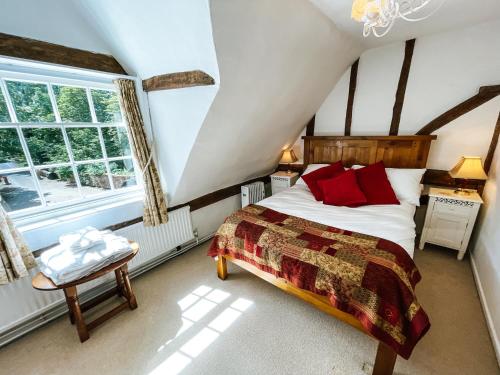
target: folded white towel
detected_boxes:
[59,226,104,252]
[40,230,133,285]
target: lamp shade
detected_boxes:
[280,149,298,164]
[449,156,488,180]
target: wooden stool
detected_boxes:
[32,242,139,342]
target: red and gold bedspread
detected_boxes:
[208,204,430,359]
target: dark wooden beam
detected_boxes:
[345,58,359,136]
[416,85,500,135]
[479,85,500,96]
[0,32,126,75]
[389,39,415,135]
[170,175,270,212]
[484,112,500,174]
[306,115,315,136]
[142,70,215,92]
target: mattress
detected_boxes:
[259,184,417,257]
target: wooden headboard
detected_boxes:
[302,135,437,168]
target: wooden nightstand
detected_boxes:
[419,187,483,260]
[270,171,299,195]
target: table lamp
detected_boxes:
[280,149,298,174]
[449,156,488,194]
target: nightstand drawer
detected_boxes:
[428,212,468,249]
[433,201,471,218]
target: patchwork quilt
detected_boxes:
[208,204,430,359]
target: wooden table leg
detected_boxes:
[115,269,126,297]
[372,342,397,375]
[217,256,227,280]
[65,286,89,343]
[120,264,137,310]
[63,288,75,324]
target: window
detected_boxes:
[0,72,140,216]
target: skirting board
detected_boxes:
[470,254,500,366]
[0,234,214,348]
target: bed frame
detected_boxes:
[216,135,437,375]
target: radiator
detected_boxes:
[0,206,194,345]
[241,181,265,207]
[115,206,194,269]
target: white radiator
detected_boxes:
[115,206,194,269]
[241,181,265,207]
[0,206,194,345]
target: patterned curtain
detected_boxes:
[115,79,168,226]
[0,205,36,285]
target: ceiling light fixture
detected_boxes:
[351,0,445,37]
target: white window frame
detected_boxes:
[0,68,143,224]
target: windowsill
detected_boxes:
[12,188,142,226]
[16,191,144,252]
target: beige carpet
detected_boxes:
[0,242,498,375]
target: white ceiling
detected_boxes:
[310,0,500,47]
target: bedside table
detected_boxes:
[270,171,299,195]
[419,187,483,260]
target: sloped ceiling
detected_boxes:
[173,0,361,203]
[76,0,361,205]
[76,0,220,200]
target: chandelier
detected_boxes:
[351,0,445,37]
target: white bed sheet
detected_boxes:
[259,185,416,257]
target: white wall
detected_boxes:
[0,0,110,54]
[312,19,500,171]
[472,140,500,362]
[173,0,361,204]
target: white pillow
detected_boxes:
[386,168,426,206]
[351,165,425,206]
[295,164,330,185]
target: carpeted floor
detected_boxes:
[0,242,498,375]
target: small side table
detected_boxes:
[419,188,482,260]
[270,171,299,195]
[32,242,139,342]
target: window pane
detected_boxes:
[0,90,10,122]
[66,128,102,161]
[53,85,92,122]
[77,163,111,194]
[23,128,69,165]
[37,166,81,205]
[0,128,27,168]
[91,89,122,123]
[110,159,137,189]
[0,170,41,212]
[6,81,55,122]
[102,127,131,157]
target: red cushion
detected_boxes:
[354,161,400,205]
[302,162,344,201]
[318,170,367,207]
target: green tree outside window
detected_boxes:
[6,81,55,122]
[53,86,92,122]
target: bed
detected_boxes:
[209,135,436,375]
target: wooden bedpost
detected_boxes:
[217,256,228,280]
[372,342,397,375]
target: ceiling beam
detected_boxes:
[142,70,215,92]
[345,58,359,136]
[389,39,415,135]
[484,112,500,174]
[0,32,127,75]
[306,115,315,136]
[416,86,500,135]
